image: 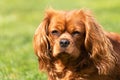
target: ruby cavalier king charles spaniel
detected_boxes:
[33,9,120,80]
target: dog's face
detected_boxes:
[48,11,85,58]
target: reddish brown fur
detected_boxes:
[33,9,120,80]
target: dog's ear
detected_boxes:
[79,9,116,75]
[33,9,55,70]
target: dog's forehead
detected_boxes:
[46,9,86,24]
[49,10,85,32]
[51,10,82,21]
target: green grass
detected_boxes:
[0,0,120,80]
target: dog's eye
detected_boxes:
[72,31,81,35]
[51,30,60,35]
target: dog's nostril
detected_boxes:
[60,39,70,47]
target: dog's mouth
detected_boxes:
[56,52,71,59]
[53,51,72,58]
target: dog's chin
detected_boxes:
[55,52,72,59]
[53,52,82,67]
[53,52,78,64]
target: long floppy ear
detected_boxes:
[81,10,116,75]
[33,9,54,70]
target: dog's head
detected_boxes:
[33,9,116,75]
[48,10,86,58]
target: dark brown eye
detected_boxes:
[51,30,59,35]
[72,31,81,35]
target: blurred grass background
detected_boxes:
[0,0,120,80]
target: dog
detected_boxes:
[33,9,120,80]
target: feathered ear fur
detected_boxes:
[33,9,55,70]
[80,10,116,75]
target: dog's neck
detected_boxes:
[47,55,97,80]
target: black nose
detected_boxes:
[60,39,70,48]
